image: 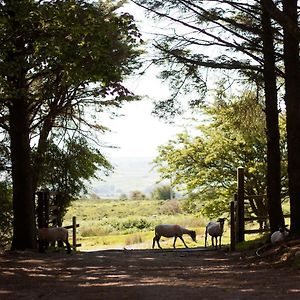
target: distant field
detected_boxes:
[63,198,233,251]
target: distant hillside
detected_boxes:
[90,157,165,198]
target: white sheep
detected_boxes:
[256,226,290,257]
[152,224,197,249]
[38,227,71,254]
[205,218,226,249]
[271,226,289,244]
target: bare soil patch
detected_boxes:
[1,247,300,300]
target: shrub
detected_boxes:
[151,185,174,200]
[119,218,152,231]
[159,200,181,215]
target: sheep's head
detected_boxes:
[217,218,226,225]
[279,225,289,235]
[189,230,197,242]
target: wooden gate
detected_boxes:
[230,167,268,250]
[36,191,81,250]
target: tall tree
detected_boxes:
[0,0,142,250]
[261,0,300,236]
[4,0,37,250]
[133,0,285,231]
[154,91,288,220]
[282,0,300,235]
[261,0,285,232]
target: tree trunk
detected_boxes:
[9,99,36,250]
[32,117,54,193]
[283,0,300,235]
[261,1,285,232]
[5,1,37,250]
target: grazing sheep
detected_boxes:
[152,224,197,249]
[271,226,289,244]
[205,218,226,249]
[38,227,71,254]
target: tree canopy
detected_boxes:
[0,0,143,250]
[133,0,300,235]
[154,89,288,219]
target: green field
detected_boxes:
[63,198,233,251]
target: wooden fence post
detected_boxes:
[72,216,77,251]
[230,200,236,251]
[237,167,245,243]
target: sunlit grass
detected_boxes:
[63,198,212,251]
[64,197,268,252]
[65,198,274,251]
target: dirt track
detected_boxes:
[1,248,300,299]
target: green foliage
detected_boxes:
[135,0,263,120]
[37,137,112,222]
[0,0,143,249]
[154,89,288,219]
[0,1,143,116]
[181,197,198,214]
[115,218,152,232]
[151,185,174,200]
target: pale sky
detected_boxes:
[90,2,198,196]
[100,65,189,160]
[100,2,190,160]
[93,72,187,196]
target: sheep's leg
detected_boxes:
[155,236,162,249]
[213,237,218,249]
[219,236,222,249]
[153,235,162,249]
[205,229,208,248]
[173,236,177,248]
[179,236,188,248]
[211,236,214,248]
[152,236,156,249]
[65,240,72,254]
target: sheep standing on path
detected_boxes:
[205,218,226,249]
[152,224,197,249]
[38,227,72,254]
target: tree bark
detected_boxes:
[261,1,285,232]
[9,98,37,250]
[6,0,37,250]
[283,0,300,236]
[32,117,54,193]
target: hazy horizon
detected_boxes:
[89,156,168,198]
